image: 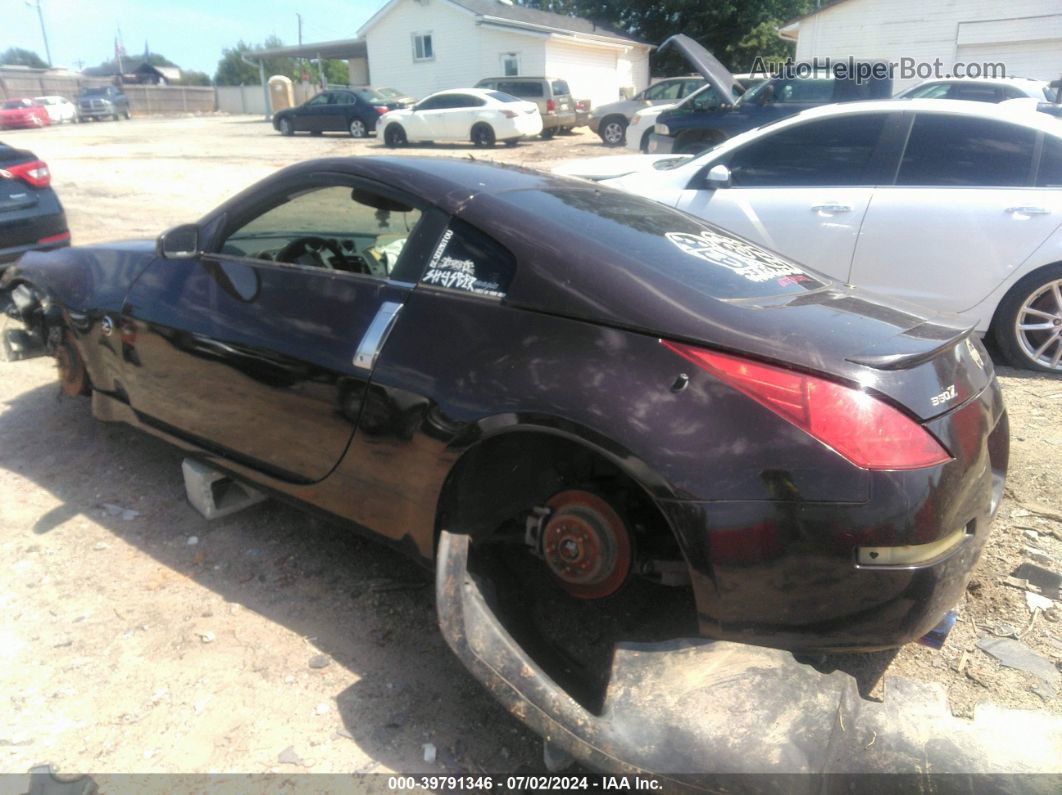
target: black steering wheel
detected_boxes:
[276,236,344,269]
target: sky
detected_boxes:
[3,0,382,75]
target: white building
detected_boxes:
[357,0,651,107]
[778,0,1062,91]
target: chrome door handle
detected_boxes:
[353,301,403,371]
[1005,206,1050,216]
[811,203,851,214]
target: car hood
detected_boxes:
[657,34,738,106]
[553,154,691,181]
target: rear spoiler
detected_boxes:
[846,323,975,370]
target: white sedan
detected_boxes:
[33,96,77,124]
[557,99,1062,372]
[379,89,542,148]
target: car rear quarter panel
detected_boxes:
[327,287,870,560]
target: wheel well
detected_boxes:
[639,128,653,152]
[435,431,676,551]
[600,114,627,128]
[471,121,492,133]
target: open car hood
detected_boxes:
[657,34,739,106]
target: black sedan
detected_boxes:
[1,142,69,268]
[0,157,1007,765]
[273,87,407,138]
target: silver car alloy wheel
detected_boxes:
[602,120,624,145]
[1015,278,1062,370]
[349,119,366,138]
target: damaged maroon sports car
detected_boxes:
[1,157,1011,775]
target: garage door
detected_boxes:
[956,40,1062,86]
[545,41,619,107]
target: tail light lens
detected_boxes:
[373,105,388,114]
[4,159,51,188]
[546,98,556,113]
[500,109,518,119]
[662,340,951,470]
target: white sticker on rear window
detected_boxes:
[421,226,507,297]
[666,230,811,285]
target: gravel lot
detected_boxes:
[1,115,1061,775]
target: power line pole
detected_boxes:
[297,13,303,45]
[25,0,53,66]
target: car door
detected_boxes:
[120,175,442,483]
[443,93,486,138]
[328,92,358,131]
[294,92,332,132]
[407,94,453,139]
[674,112,893,281]
[849,113,1062,313]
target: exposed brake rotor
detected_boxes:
[540,489,632,599]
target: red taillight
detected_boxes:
[38,231,70,245]
[5,159,51,188]
[373,105,388,114]
[661,340,951,471]
[546,98,556,113]
[500,109,518,119]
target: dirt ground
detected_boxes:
[1,115,1061,776]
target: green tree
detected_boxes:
[1,47,49,68]
[214,36,295,86]
[177,70,212,86]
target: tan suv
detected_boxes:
[474,77,580,138]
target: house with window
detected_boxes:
[357,0,651,106]
[778,0,1062,91]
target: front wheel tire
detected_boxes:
[993,264,1062,372]
[471,123,495,147]
[383,124,407,148]
[599,117,627,147]
[279,118,294,137]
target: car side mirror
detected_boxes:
[705,164,731,189]
[157,224,201,259]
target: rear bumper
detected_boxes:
[436,530,1062,776]
[542,110,577,130]
[659,380,1009,652]
[0,213,69,265]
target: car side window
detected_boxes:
[727,113,888,187]
[1037,136,1062,188]
[416,95,446,110]
[946,84,1001,102]
[643,82,676,101]
[907,83,950,99]
[307,93,331,106]
[682,79,704,97]
[897,114,1035,187]
[448,94,486,108]
[499,81,543,98]
[550,80,570,97]
[218,185,423,279]
[419,218,515,299]
[334,93,356,106]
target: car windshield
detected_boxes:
[2,100,29,109]
[356,90,387,103]
[376,87,404,99]
[81,88,108,97]
[487,91,521,103]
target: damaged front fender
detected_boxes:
[436,530,1062,783]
